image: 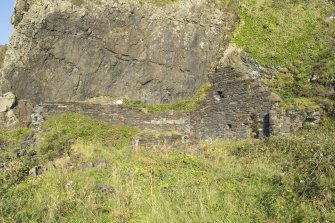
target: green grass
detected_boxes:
[0,114,137,197]
[232,0,335,109]
[0,114,334,222]
[232,0,334,67]
[123,82,211,112]
[35,113,137,162]
[279,97,320,110]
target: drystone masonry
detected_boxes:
[269,109,322,135]
[34,64,276,140]
[131,131,199,152]
[191,67,274,139]
[38,102,191,134]
[23,45,320,140]
[32,97,322,141]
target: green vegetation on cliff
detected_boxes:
[232,0,335,110]
[123,82,211,112]
[0,114,334,222]
[1,1,335,222]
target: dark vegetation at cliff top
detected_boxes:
[0,114,334,222]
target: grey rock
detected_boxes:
[31,105,45,130]
[0,92,33,129]
[24,133,33,141]
[11,99,34,129]
[0,45,7,71]
[5,110,19,128]
[0,92,16,112]
[2,0,237,104]
[29,165,44,177]
[66,159,74,169]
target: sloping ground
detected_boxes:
[232,0,335,113]
[0,113,334,222]
[0,1,334,221]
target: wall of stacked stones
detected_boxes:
[37,67,276,139]
[38,102,192,134]
[191,67,273,139]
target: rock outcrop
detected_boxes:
[1,0,323,138]
[0,92,33,129]
[0,45,7,71]
[2,0,237,104]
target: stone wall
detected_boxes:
[191,67,274,139]
[38,102,191,134]
[1,43,321,140]
[33,99,322,140]
[269,109,322,135]
[131,130,198,151]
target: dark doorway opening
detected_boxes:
[217,91,225,99]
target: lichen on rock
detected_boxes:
[2,0,237,104]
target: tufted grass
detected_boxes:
[0,114,334,222]
[123,82,211,112]
[232,0,335,109]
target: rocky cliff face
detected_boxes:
[2,0,237,104]
[0,45,7,71]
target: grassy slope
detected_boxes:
[0,114,334,222]
[232,0,335,110]
[1,1,335,222]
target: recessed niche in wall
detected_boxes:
[218,91,225,98]
[214,90,225,101]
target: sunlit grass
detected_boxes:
[1,114,334,222]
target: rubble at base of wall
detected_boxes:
[269,108,322,135]
[131,130,200,153]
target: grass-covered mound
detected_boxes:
[0,114,137,197]
[0,114,334,222]
[232,0,335,111]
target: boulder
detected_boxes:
[0,92,16,112]
[29,165,44,177]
